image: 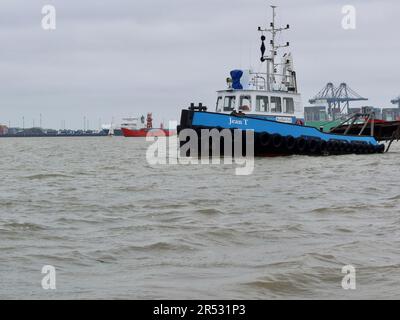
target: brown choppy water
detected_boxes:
[0,137,400,299]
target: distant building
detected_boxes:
[349,106,383,120]
[348,107,361,114]
[0,125,8,135]
[45,129,58,136]
[362,106,382,119]
[7,128,21,135]
[304,106,328,122]
[382,108,400,121]
[13,127,45,137]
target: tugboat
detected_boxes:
[177,5,386,156]
[121,113,175,137]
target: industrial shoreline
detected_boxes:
[0,128,123,138]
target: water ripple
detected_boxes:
[0,138,399,299]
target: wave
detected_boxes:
[195,208,223,215]
[24,173,72,180]
[1,222,46,231]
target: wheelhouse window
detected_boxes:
[223,96,236,112]
[216,97,223,112]
[283,98,294,114]
[270,97,282,113]
[256,96,269,112]
[239,95,251,111]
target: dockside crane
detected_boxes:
[391,96,400,108]
[309,82,368,118]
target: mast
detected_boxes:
[146,113,153,129]
[258,5,290,92]
[108,117,115,136]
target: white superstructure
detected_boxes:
[215,6,304,124]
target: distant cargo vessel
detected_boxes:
[121,113,175,137]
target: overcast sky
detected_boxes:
[0,0,399,129]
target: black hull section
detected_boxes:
[331,121,400,142]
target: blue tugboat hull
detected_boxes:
[178,110,385,156]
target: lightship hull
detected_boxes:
[121,127,175,137]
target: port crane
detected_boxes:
[309,82,368,118]
[391,96,400,108]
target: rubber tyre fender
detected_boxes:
[309,139,320,154]
[337,141,347,154]
[259,132,272,147]
[327,140,338,153]
[359,144,368,154]
[296,137,308,153]
[351,142,360,154]
[319,140,328,153]
[343,142,352,153]
[272,134,284,148]
[285,135,296,151]
[376,144,385,153]
[366,144,375,154]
